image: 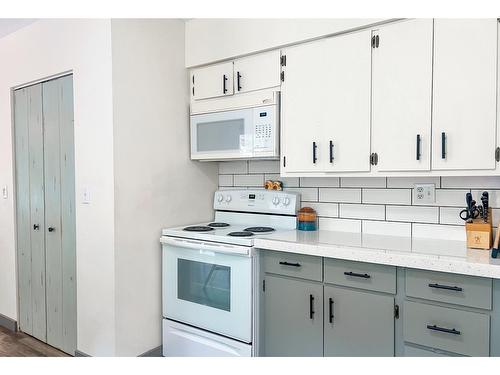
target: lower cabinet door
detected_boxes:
[263,275,323,356]
[324,286,395,356]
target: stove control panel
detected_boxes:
[213,189,300,215]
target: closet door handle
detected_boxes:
[48,227,55,232]
[237,72,242,91]
[329,298,334,324]
[309,294,315,319]
[441,132,446,159]
[416,134,421,161]
[223,74,228,94]
[33,224,40,231]
[329,140,334,163]
[312,142,317,164]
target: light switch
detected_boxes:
[414,183,435,204]
[2,186,7,199]
[82,186,91,204]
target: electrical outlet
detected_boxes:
[82,186,91,204]
[414,183,435,204]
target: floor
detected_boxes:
[0,326,69,357]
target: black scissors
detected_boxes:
[459,193,480,222]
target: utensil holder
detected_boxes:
[466,208,493,250]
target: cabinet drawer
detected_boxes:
[263,251,322,282]
[324,258,396,294]
[403,301,490,357]
[405,269,492,310]
[404,344,461,357]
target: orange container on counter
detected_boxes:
[297,207,317,231]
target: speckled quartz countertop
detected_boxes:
[253,230,500,279]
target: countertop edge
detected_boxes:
[254,238,500,279]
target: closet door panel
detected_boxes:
[43,78,64,350]
[14,87,34,337]
[59,75,77,355]
[27,84,47,342]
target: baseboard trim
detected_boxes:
[139,345,163,357]
[0,313,17,332]
[74,350,91,357]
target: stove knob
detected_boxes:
[283,197,291,206]
[225,194,232,202]
[217,194,224,203]
[272,196,280,206]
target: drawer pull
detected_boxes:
[309,294,315,320]
[279,261,301,267]
[428,283,463,292]
[426,324,461,335]
[344,271,371,279]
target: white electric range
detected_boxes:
[161,189,300,357]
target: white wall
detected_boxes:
[185,18,386,67]
[0,19,116,356]
[111,19,218,356]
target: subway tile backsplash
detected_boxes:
[218,160,500,240]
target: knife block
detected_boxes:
[465,208,493,250]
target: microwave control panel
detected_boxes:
[253,107,275,150]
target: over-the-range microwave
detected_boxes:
[190,92,279,161]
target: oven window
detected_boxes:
[177,259,231,312]
[196,119,245,152]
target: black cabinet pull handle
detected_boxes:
[329,140,334,163]
[223,74,228,94]
[309,294,315,319]
[441,132,446,159]
[329,297,334,324]
[48,227,55,232]
[427,324,461,335]
[344,271,371,279]
[33,224,40,231]
[416,134,421,161]
[279,261,301,267]
[312,142,317,164]
[237,72,242,91]
[428,283,463,292]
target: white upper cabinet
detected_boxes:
[233,51,281,94]
[371,19,433,172]
[191,51,281,101]
[281,30,372,173]
[432,19,498,171]
[280,40,325,173]
[191,61,234,100]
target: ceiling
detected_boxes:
[0,19,37,38]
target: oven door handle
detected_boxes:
[160,236,251,256]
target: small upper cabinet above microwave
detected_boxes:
[190,50,282,101]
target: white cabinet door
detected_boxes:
[321,29,372,172]
[191,61,234,100]
[281,40,326,173]
[233,50,281,94]
[432,19,498,171]
[281,31,372,173]
[372,19,433,172]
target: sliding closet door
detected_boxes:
[14,84,47,342]
[42,75,76,355]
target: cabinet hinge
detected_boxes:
[262,279,266,292]
[280,55,287,66]
[280,71,285,82]
[370,153,379,166]
[376,35,380,48]
[394,304,399,319]
[371,35,376,48]
[496,147,500,162]
[192,75,195,96]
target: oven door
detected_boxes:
[162,237,253,343]
[190,107,254,160]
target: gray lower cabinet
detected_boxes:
[263,275,323,356]
[324,286,395,356]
